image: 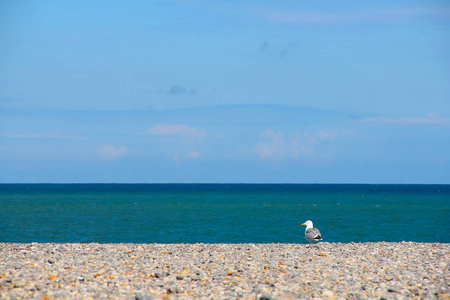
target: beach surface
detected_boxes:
[1,242,448,299]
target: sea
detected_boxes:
[0,184,449,244]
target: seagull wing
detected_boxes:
[305,228,322,241]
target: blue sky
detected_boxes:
[1,0,449,183]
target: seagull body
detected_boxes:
[302,220,322,247]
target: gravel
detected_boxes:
[0,242,448,299]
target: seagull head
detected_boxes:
[301,220,313,228]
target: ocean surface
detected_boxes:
[0,184,449,244]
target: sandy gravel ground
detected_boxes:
[0,242,449,299]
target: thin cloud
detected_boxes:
[96,145,128,159]
[279,43,300,58]
[0,133,87,141]
[253,129,287,161]
[145,124,205,137]
[253,129,338,161]
[188,151,201,158]
[173,150,201,162]
[290,132,316,158]
[163,84,199,95]
[317,130,338,140]
[260,41,269,50]
[359,113,450,124]
[262,7,450,25]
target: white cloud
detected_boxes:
[173,151,202,162]
[253,129,338,161]
[317,130,338,140]
[145,124,205,137]
[96,145,128,159]
[253,129,287,161]
[290,132,315,158]
[359,113,450,124]
[188,151,201,158]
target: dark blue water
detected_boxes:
[0,184,449,243]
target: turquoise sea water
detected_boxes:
[0,184,449,244]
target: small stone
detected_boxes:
[257,291,272,300]
[437,283,449,293]
[380,292,391,300]
[23,283,35,291]
[13,279,26,288]
[322,290,334,298]
[11,287,27,297]
[135,290,153,300]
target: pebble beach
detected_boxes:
[0,242,448,299]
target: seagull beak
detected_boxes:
[301,223,306,226]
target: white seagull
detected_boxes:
[301,220,322,248]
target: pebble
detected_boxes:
[0,242,448,299]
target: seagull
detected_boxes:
[301,220,322,248]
